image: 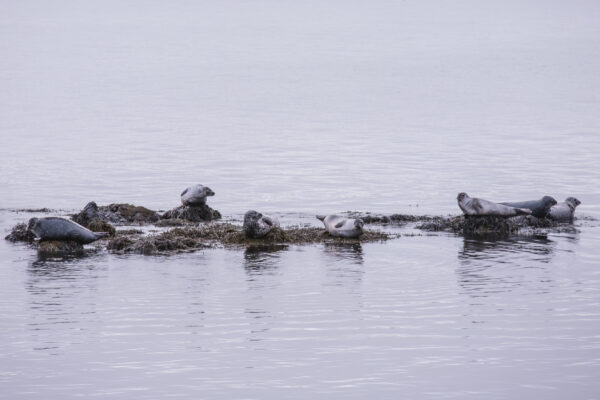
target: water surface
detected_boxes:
[1,1,600,398]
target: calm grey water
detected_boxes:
[2,1,600,398]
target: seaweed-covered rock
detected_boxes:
[70,201,117,235]
[87,219,116,236]
[346,212,436,225]
[416,215,559,236]
[107,223,396,255]
[72,201,160,225]
[38,240,84,257]
[5,223,37,243]
[161,205,222,222]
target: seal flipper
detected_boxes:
[515,208,532,216]
[316,215,326,221]
[334,221,345,229]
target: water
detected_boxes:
[1,1,600,398]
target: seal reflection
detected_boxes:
[456,235,556,299]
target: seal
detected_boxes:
[181,184,215,206]
[548,197,581,222]
[27,217,109,244]
[457,193,532,217]
[500,196,557,218]
[316,214,364,238]
[243,210,280,238]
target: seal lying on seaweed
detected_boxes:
[317,215,364,238]
[181,184,215,206]
[28,217,108,244]
[501,196,557,218]
[548,197,581,222]
[457,193,531,217]
[243,210,280,238]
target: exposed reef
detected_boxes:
[38,240,85,258]
[161,204,222,223]
[5,223,37,243]
[107,223,395,255]
[416,215,561,236]
[72,201,160,226]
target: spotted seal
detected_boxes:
[243,210,280,238]
[457,193,531,217]
[27,217,109,244]
[181,184,215,206]
[500,196,557,218]
[316,214,364,238]
[548,197,581,222]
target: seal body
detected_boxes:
[243,210,280,238]
[457,193,531,217]
[27,217,108,244]
[316,214,364,238]
[500,196,557,218]
[181,184,215,206]
[548,197,581,222]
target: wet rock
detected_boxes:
[87,220,116,236]
[154,218,193,227]
[416,215,559,236]
[70,202,116,235]
[38,240,84,257]
[161,204,222,223]
[72,201,160,225]
[107,223,396,255]
[5,223,37,243]
[346,212,436,225]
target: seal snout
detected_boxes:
[205,187,215,197]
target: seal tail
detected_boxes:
[316,215,326,221]
[515,208,532,216]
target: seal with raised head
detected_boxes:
[457,193,532,217]
[500,196,557,218]
[181,184,215,206]
[548,197,581,222]
[316,214,364,238]
[28,217,109,244]
[243,210,280,238]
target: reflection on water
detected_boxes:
[322,242,364,265]
[456,236,556,298]
[243,244,287,273]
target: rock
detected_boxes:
[107,223,396,255]
[416,215,559,236]
[161,204,222,222]
[72,201,160,225]
[38,240,84,257]
[5,223,36,243]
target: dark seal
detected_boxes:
[500,196,557,218]
[28,217,109,244]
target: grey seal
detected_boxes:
[181,184,215,206]
[457,193,531,217]
[548,197,581,222]
[243,210,280,238]
[500,196,557,218]
[28,217,109,244]
[316,214,364,238]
